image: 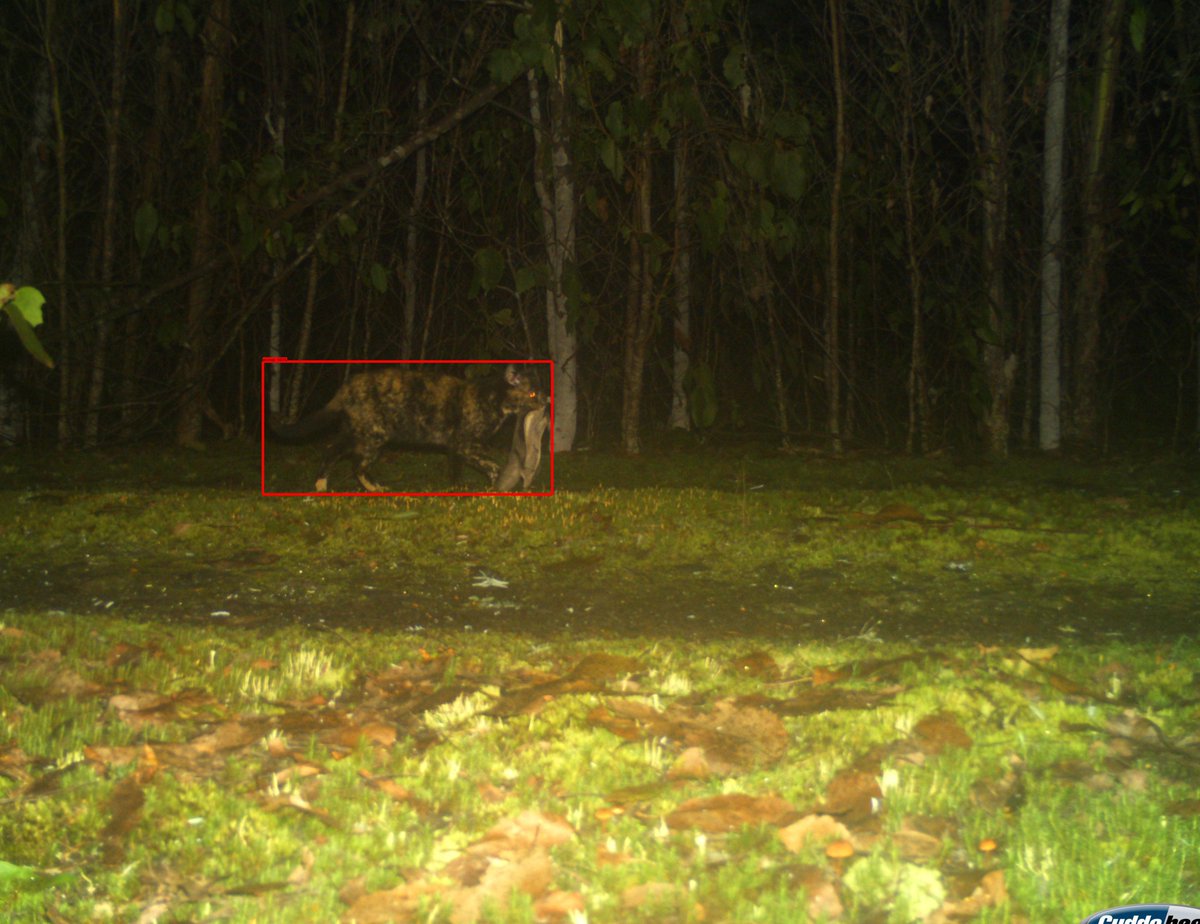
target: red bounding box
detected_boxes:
[261,358,554,498]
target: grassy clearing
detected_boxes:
[1,615,1198,922]
[1,444,1199,920]
[3,445,1198,639]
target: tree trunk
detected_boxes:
[764,281,789,446]
[176,0,231,449]
[1039,0,1070,451]
[0,63,52,446]
[1071,0,1125,446]
[668,6,693,433]
[527,16,579,453]
[979,0,1015,457]
[403,70,428,358]
[1170,0,1200,444]
[620,42,656,456]
[669,125,691,432]
[264,0,288,417]
[46,0,72,446]
[894,6,928,455]
[285,1,354,421]
[84,0,130,447]
[9,64,52,285]
[120,33,173,438]
[621,151,652,455]
[826,0,846,454]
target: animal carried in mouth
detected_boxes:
[271,363,545,492]
[496,402,550,492]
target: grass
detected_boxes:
[1,442,1199,921]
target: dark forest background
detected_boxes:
[1,0,1197,457]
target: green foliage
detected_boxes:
[471,246,506,294]
[723,43,748,88]
[368,261,389,294]
[488,47,525,86]
[1129,2,1148,54]
[154,0,196,37]
[729,139,807,203]
[599,136,624,180]
[490,9,556,84]
[843,857,946,923]
[0,284,53,368]
[513,264,545,295]
[696,182,730,255]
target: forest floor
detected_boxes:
[1,441,1198,922]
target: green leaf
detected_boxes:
[255,153,284,187]
[2,301,54,368]
[9,286,46,327]
[723,45,747,88]
[770,150,807,201]
[369,262,389,293]
[696,185,729,255]
[134,201,159,256]
[489,48,525,85]
[583,42,615,82]
[599,137,624,180]
[336,213,358,237]
[605,101,625,141]
[514,265,541,295]
[1129,3,1147,54]
[177,2,196,37]
[154,1,175,34]
[473,247,506,293]
[729,140,768,185]
[974,324,1000,346]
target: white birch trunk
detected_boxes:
[527,17,578,453]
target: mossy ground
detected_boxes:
[1,442,1198,921]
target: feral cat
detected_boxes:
[272,364,544,492]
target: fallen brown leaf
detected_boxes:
[666,746,711,781]
[891,824,943,861]
[811,665,847,686]
[470,809,575,853]
[731,650,781,680]
[444,849,555,924]
[621,881,703,918]
[666,793,795,832]
[912,713,973,754]
[1165,799,1200,817]
[566,652,642,681]
[779,814,853,853]
[788,865,844,920]
[534,889,586,920]
[0,745,32,784]
[101,775,145,866]
[342,878,446,923]
[818,769,881,825]
[930,869,1007,922]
